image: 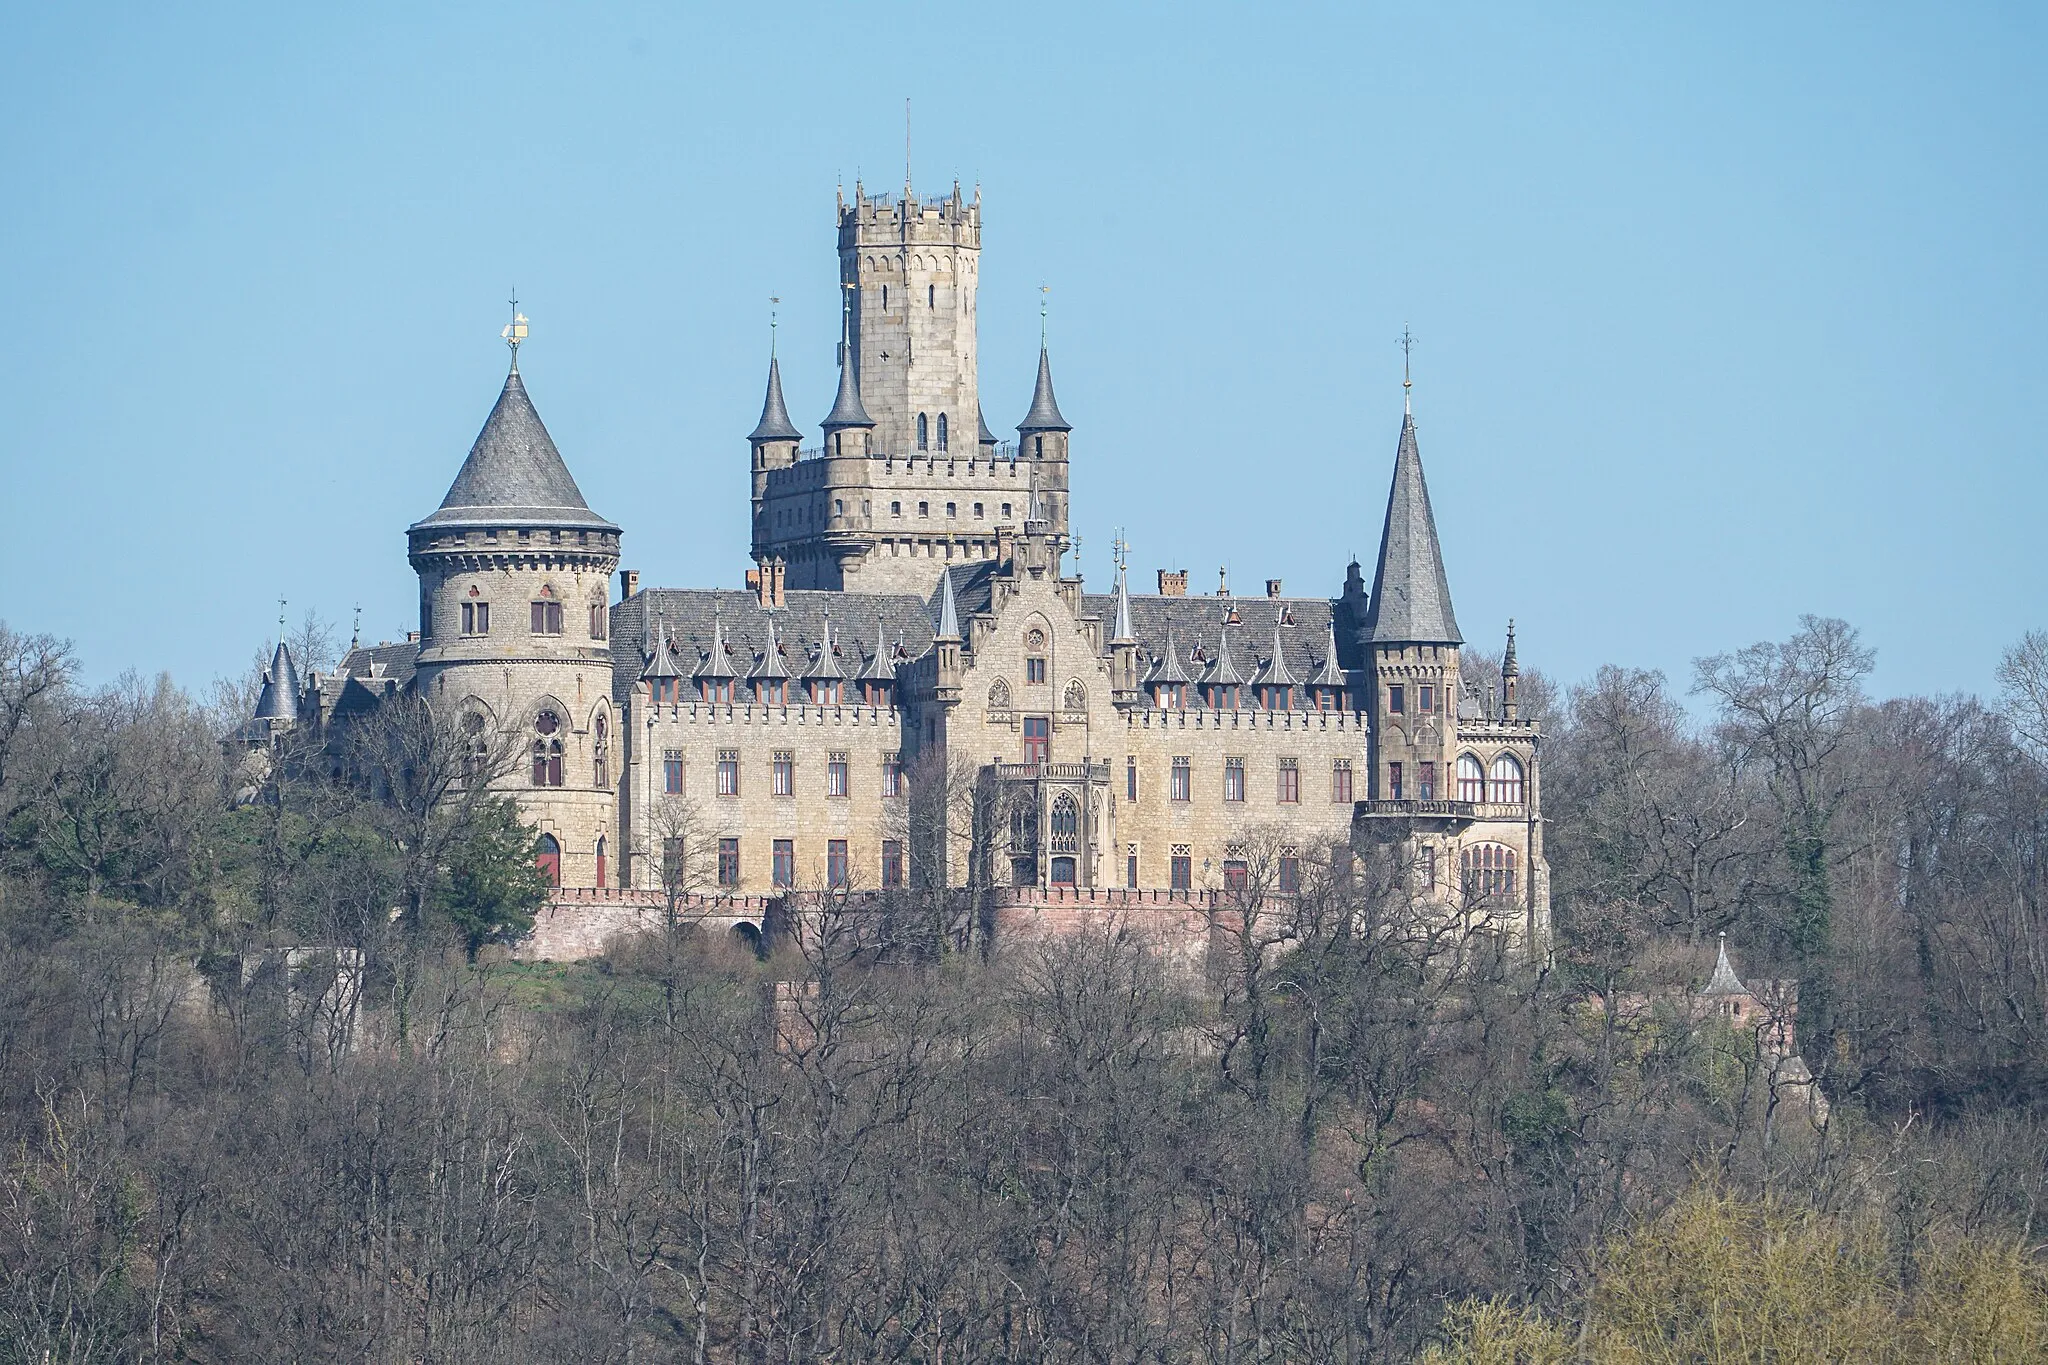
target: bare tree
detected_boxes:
[643,793,721,929]
[1995,627,2048,755]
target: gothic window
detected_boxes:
[717,749,740,797]
[1489,753,1526,804]
[1277,757,1300,804]
[772,839,795,888]
[1063,680,1085,711]
[918,413,929,449]
[1023,716,1049,765]
[1223,859,1249,892]
[1050,793,1080,854]
[989,679,1011,710]
[461,712,489,784]
[531,711,564,787]
[1026,657,1046,684]
[1010,800,1039,857]
[718,838,740,886]
[772,751,794,797]
[827,752,849,798]
[595,836,608,890]
[937,412,949,449]
[882,755,902,797]
[588,602,607,640]
[827,840,849,888]
[593,714,610,788]
[1461,843,1518,899]
[1170,852,1192,890]
[1224,757,1246,803]
[882,839,904,888]
[1418,760,1436,800]
[1457,753,1486,802]
[1170,756,1191,803]
[536,833,562,887]
[663,749,684,795]
[1331,758,1353,803]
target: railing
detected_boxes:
[989,761,1112,782]
[1356,799,1478,819]
[996,886,1226,908]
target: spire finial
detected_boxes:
[1400,324,1415,416]
[502,291,529,372]
[277,596,287,644]
[904,97,912,197]
[1111,529,1130,574]
[1039,283,1049,345]
[350,603,361,651]
[769,295,780,359]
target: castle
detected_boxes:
[245,178,1549,947]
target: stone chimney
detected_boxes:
[620,569,640,600]
[1158,569,1188,598]
[1266,578,1283,598]
[756,558,786,609]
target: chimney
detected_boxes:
[745,568,761,595]
[1158,569,1187,598]
[761,558,786,609]
[1217,568,1230,597]
[1266,578,1283,599]
[620,569,640,600]
[406,631,419,643]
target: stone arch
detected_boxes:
[1049,792,1080,854]
[1063,679,1086,711]
[988,678,1012,710]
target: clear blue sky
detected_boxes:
[4,3,2042,702]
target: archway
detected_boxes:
[536,833,562,888]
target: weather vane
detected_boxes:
[770,295,780,357]
[1039,283,1050,344]
[503,291,529,365]
[1400,324,1415,412]
[277,596,287,640]
[1112,529,1130,574]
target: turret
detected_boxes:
[1502,619,1521,722]
[1016,343,1072,539]
[930,567,963,705]
[748,352,802,528]
[1108,561,1139,704]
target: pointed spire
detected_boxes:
[748,355,802,443]
[1017,345,1071,434]
[1112,562,1136,643]
[749,615,790,681]
[1306,615,1347,688]
[977,403,998,449]
[693,612,734,680]
[1146,628,1190,686]
[933,566,961,640]
[806,609,844,680]
[641,613,682,681]
[1257,618,1300,689]
[1702,932,1748,996]
[1503,619,1519,677]
[1202,628,1247,687]
[823,285,874,431]
[252,639,300,722]
[1362,406,1462,645]
[856,615,897,682]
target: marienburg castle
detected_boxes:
[242,176,1550,949]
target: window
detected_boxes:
[918,413,929,450]
[531,711,564,787]
[461,601,491,636]
[1418,761,1436,800]
[718,838,740,887]
[1156,683,1185,709]
[663,749,684,795]
[1224,757,1245,803]
[1034,435,1044,457]
[1049,793,1079,854]
[717,749,740,797]
[595,836,608,890]
[531,599,564,635]
[1223,860,1249,892]
[918,501,929,517]
[928,283,936,309]
[1332,759,1353,803]
[593,715,610,787]
[1277,757,1300,804]
[1001,502,1012,519]
[1462,843,1518,898]
[973,501,983,518]
[882,756,902,798]
[1422,847,1438,891]
[772,751,794,797]
[461,712,489,784]
[1278,855,1301,894]
[589,603,608,640]
[883,285,889,310]
[1489,753,1526,804]
[827,840,848,888]
[536,833,561,887]
[1263,685,1291,711]
[773,840,795,888]
[946,502,957,518]
[1388,762,1404,801]
[756,679,783,705]
[1126,757,1139,802]
[1170,756,1192,802]
[1210,684,1239,710]
[1419,683,1435,713]
[1127,851,1139,888]
[827,752,849,798]
[1457,753,1486,802]
[1023,716,1049,765]
[813,679,841,706]
[937,412,949,449]
[1050,855,1076,886]
[891,500,902,517]
[1025,656,1047,684]
[882,840,904,887]
[1171,854,1192,891]
[1387,684,1405,714]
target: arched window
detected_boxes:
[936,412,949,450]
[1010,800,1038,856]
[1456,753,1485,803]
[1489,753,1525,804]
[461,712,490,784]
[536,833,562,888]
[917,413,929,450]
[1461,843,1517,899]
[595,835,607,890]
[928,283,935,309]
[532,710,564,787]
[593,715,610,788]
[1049,793,1080,854]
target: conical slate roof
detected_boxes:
[1145,629,1191,686]
[805,613,845,680]
[933,568,962,640]
[749,616,790,681]
[748,356,802,443]
[1111,566,1135,642]
[1362,412,1461,645]
[692,615,734,680]
[252,640,300,722]
[1201,629,1248,687]
[1306,617,1347,688]
[1017,346,1071,433]
[822,351,874,430]
[413,362,616,532]
[1255,620,1299,689]
[640,618,682,682]
[977,405,998,447]
[1701,934,1748,996]
[855,617,898,682]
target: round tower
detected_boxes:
[406,315,622,890]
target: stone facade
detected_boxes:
[247,176,1550,951]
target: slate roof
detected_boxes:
[977,405,998,446]
[1701,935,1749,996]
[412,363,617,532]
[1200,629,1249,687]
[612,589,936,702]
[640,618,682,681]
[337,640,420,690]
[1017,346,1071,433]
[1362,412,1461,645]
[822,353,874,429]
[1254,620,1298,688]
[252,640,301,722]
[748,356,803,443]
[1080,593,1343,694]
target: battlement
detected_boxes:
[639,699,906,731]
[838,184,981,243]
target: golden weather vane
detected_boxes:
[503,291,529,366]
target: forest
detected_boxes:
[0,614,2043,1362]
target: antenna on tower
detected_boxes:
[1400,324,1416,415]
[904,97,912,197]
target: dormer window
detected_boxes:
[813,679,841,706]
[699,679,731,704]
[753,679,781,706]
